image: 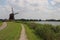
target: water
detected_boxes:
[36,21,60,26]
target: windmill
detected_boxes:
[9,8,19,20]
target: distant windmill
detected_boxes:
[9,8,19,20]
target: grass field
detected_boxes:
[0,22,21,40]
[0,21,60,40]
[0,21,2,26]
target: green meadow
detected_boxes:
[0,22,21,40]
[0,21,2,26]
[0,21,60,40]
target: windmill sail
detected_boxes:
[12,8,14,13]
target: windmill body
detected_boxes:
[9,13,14,20]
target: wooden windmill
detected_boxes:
[9,8,18,20]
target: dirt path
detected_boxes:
[19,24,28,40]
[0,22,7,31]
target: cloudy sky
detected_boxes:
[0,0,60,20]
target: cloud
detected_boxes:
[0,0,60,19]
[54,0,60,2]
[0,5,11,19]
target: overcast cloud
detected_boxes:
[0,0,60,20]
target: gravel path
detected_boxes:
[19,24,28,40]
[0,22,7,31]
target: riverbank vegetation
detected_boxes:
[0,22,21,40]
[24,22,60,40]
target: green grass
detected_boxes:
[24,24,41,40]
[0,21,2,26]
[0,22,21,40]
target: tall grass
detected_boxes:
[25,22,60,40]
[0,22,21,40]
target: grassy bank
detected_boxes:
[24,22,60,40]
[0,22,21,40]
[24,24,41,40]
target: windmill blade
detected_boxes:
[14,13,19,15]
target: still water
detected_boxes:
[36,21,60,26]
